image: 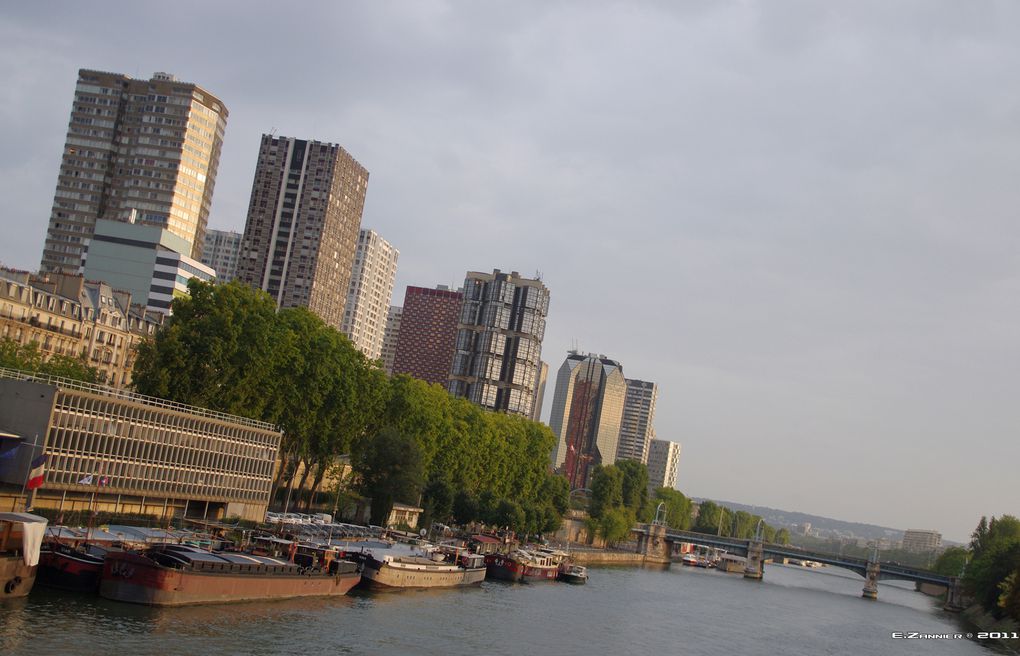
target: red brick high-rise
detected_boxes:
[391,285,463,385]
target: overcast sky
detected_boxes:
[2,1,1018,541]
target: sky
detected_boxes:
[1,1,1018,542]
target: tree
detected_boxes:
[651,488,692,530]
[354,426,425,527]
[0,338,102,383]
[693,500,725,535]
[598,508,636,546]
[542,474,571,516]
[933,547,969,577]
[775,528,791,545]
[493,499,526,533]
[616,460,650,519]
[452,490,479,526]
[589,465,624,519]
[421,477,455,529]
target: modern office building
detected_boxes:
[548,351,627,490]
[391,286,462,385]
[81,218,215,314]
[201,229,243,282]
[448,270,550,417]
[901,529,943,553]
[41,69,227,273]
[646,439,682,492]
[0,371,280,521]
[615,378,658,463]
[532,361,548,422]
[380,306,402,375]
[236,134,369,330]
[0,268,162,388]
[340,230,399,360]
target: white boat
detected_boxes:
[354,545,487,590]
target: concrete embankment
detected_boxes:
[569,549,646,566]
[961,604,1020,653]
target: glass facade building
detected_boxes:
[448,270,550,417]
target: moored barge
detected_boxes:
[485,549,560,583]
[99,544,360,606]
[0,512,48,599]
[354,546,486,590]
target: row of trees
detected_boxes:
[132,280,565,529]
[934,515,1020,621]
[583,462,789,546]
[0,338,102,383]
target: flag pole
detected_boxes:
[18,437,43,512]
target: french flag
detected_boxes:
[26,454,47,490]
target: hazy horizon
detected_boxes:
[2,1,1018,542]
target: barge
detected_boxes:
[99,543,360,606]
[0,512,48,599]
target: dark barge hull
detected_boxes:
[99,552,361,606]
[37,545,105,592]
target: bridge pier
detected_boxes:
[862,561,879,600]
[638,523,672,565]
[743,540,763,580]
[943,577,966,612]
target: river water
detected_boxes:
[1,561,1010,655]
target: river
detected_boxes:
[0,561,1010,655]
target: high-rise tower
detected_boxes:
[340,229,399,360]
[615,378,658,463]
[236,134,368,329]
[392,286,463,385]
[549,351,627,490]
[448,270,550,417]
[42,69,227,273]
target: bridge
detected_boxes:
[631,524,964,610]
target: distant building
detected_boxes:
[646,439,681,492]
[340,230,399,361]
[201,229,243,282]
[0,372,280,522]
[448,270,550,417]
[379,306,402,375]
[901,529,942,553]
[236,134,368,330]
[41,69,227,274]
[531,361,548,422]
[615,378,658,463]
[392,286,462,385]
[549,351,627,490]
[81,218,215,315]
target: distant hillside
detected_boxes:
[693,498,904,542]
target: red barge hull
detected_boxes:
[484,554,558,583]
[99,551,361,606]
[37,544,105,592]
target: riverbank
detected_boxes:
[962,604,1020,653]
[568,548,645,566]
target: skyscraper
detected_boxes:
[448,270,550,417]
[531,361,549,422]
[646,439,682,493]
[392,286,462,385]
[548,351,627,490]
[236,134,368,329]
[340,229,399,360]
[42,69,227,273]
[201,229,243,282]
[615,378,658,463]
[380,305,403,375]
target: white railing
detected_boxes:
[0,365,278,432]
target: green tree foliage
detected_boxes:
[933,547,969,577]
[0,338,102,383]
[774,528,791,545]
[589,465,624,520]
[598,508,636,546]
[542,474,571,516]
[692,500,726,535]
[452,490,479,526]
[616,459,650,519]
[965,515,1020,619]
[651,487,693,530]
[354,426,425,526]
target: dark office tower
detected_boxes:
[549,351,627,490]
[391,286,463,385]
[42,69,228,273]
[448,270,550,418]
[236,135,368,329]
